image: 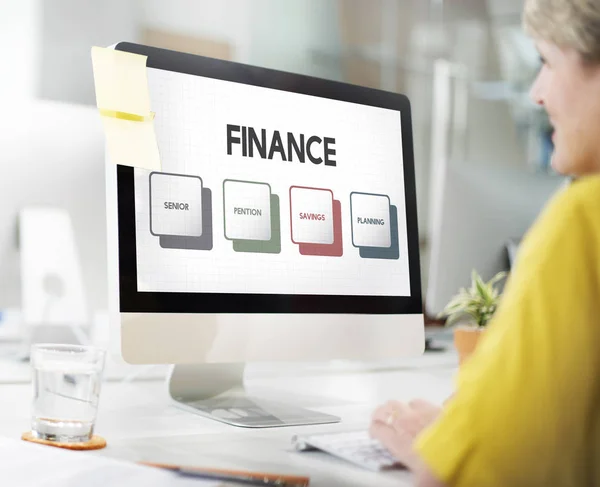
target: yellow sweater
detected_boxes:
[415,175,600,487]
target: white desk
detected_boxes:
[0,348,456,487]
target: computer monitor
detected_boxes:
[0,100,107,339]
[426,161,565,317]
[105,43,424,427]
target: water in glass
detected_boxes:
[30,345,105,443]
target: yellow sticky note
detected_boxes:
[101,116,161,171]
[91,46,151,117]
[91,46,161,171]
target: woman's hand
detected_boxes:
[369,399,442,471]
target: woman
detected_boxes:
[369,1,600,485]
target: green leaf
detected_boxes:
[488,271,507,288]
[474,274,487,297]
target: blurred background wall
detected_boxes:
[0,0,551,324]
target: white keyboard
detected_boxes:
[292,430,403,471]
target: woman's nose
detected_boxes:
[529,72,545,106]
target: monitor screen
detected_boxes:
[114,42,421,315]
[133,67,409,298]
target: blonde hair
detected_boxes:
[523,0,600,62]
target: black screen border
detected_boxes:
[114,42,422,315]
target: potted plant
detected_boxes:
[438,269,507,365]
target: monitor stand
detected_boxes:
[167,363,341,428]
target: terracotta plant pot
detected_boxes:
[453,326,484,365]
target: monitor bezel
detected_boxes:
[114,42,422,315]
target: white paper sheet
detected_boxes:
[0,438,219,487]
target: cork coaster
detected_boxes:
[21,431,107,450]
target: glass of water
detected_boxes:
[30,344,106,443]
